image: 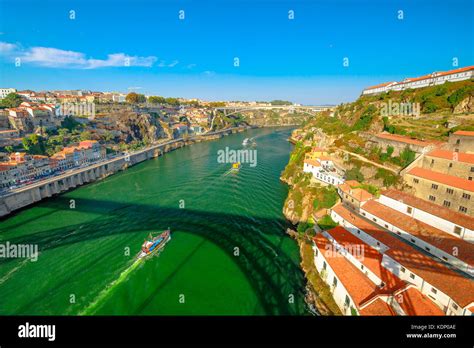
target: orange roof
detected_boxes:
[407,167,474,192]
[326,226,407,295]
[345,180,361,187]
[376,133,434,147]
[339,183,373,202]
[304,158,321,167]
[397,287,445,316]
[362,200,474,266]
[436,65,474,77]
[359,298,396,316]
[426,149,474,164]
[381,189,474,230]
[313,234,385,309]
[332,203,474,308]
[312,147,327,153]
[453,130,474,137]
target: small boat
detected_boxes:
[231,162,241,171]
[137,229,171,259]
[242,138,249,146]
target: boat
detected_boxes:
[242,138,249,146]
[231,162,241,171]
[137,229,171,259]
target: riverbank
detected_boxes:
[0,127,246,218]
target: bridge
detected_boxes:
[213,105,335,117]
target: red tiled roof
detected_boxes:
[365,81,398,91]
[339,183,373,203]
[453,130,474,137]
[362,200,474,266]
[397,287,445,316]
[326,227,407,295]
[381,189,474,230]
[359,298,396,316]
[426,149,474,164]
[313,234,384,309]
[407,167,474,192]
[332,204,474,308]
[376,133,434,147]
[436,66,474,77]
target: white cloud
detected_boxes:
[0,41,175,69]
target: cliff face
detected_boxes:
[113,112,167,143]
[454,95,474,114]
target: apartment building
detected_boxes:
[337,180,373,211]
[423,149,474,180]
[0,88,16,99]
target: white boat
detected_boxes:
[242,138,249,146]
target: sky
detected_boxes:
[0,0,472,104]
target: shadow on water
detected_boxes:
[1,196,308,315]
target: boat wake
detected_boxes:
[79,258,144,315]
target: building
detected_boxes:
[303,157,344,186]
[313,226,444,315]
[337,180,373,211]
[0,88,17,99]
[404,167,474,215]
[448,131,474,154]
[360,193,474,276]
[371,133,438,155]
[331,203,474,315]
[362,66,474,95]
[423,149,474,180]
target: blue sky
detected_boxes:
[0,0,472,104]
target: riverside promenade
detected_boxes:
[0,127,246,217]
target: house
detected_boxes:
[337,180,373,211]
[449,131,474,154]
[371,133,438,155]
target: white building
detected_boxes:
[0,88,17,99]
[362,66,474,95]
[303,158,344,186]
[330,203,474,315]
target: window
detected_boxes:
[362,212,366,216]
[344,295,350,306]
[462,193,471,200]
[410,238,416,243]
[471,167,474,172]
[384,224,388,228]
[425,247,430,252]
[333,277,338,287]
[357,230,361,234]
[361,265,364,270]
[456,139,460,145]
[401,267,406,273]
[453,226,462,236]
[428,195,436,202]
[413,178,419,184]
[446,188,454,194]
[443,200,451,208]
[431,288,437,294]
[459,206,468,213]
[452,303,458,310]
[406,207,412,214]
[449,163,453,168]
[410,273,415,280]
[442,256,448,262]
[372,218,377,222]
[397,231,401,235]
[431,159,435,165]
[431,184,438,190]
[323,261,326,270]
[376,242,380,247]
[469,177,473,181]
[315,248,318,256]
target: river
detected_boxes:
[0,127,308,315]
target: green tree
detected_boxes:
[22,134,46,155]
[148,96,166,104]
[4,145,14,153]
[61,116,81,131]
[0,93,23,108]
[126,92,140,104]
[345,167,365,182]
[80,130,92,141]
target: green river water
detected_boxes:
[0,127,308,315]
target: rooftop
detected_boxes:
[406,167,474,192]
[381,189,474,230]
[362,199,474,266]
[332,203,474,308]
[453,130,474,137]
[375,133,435,147]
[397,287,445,316]
[426,149,474,164]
